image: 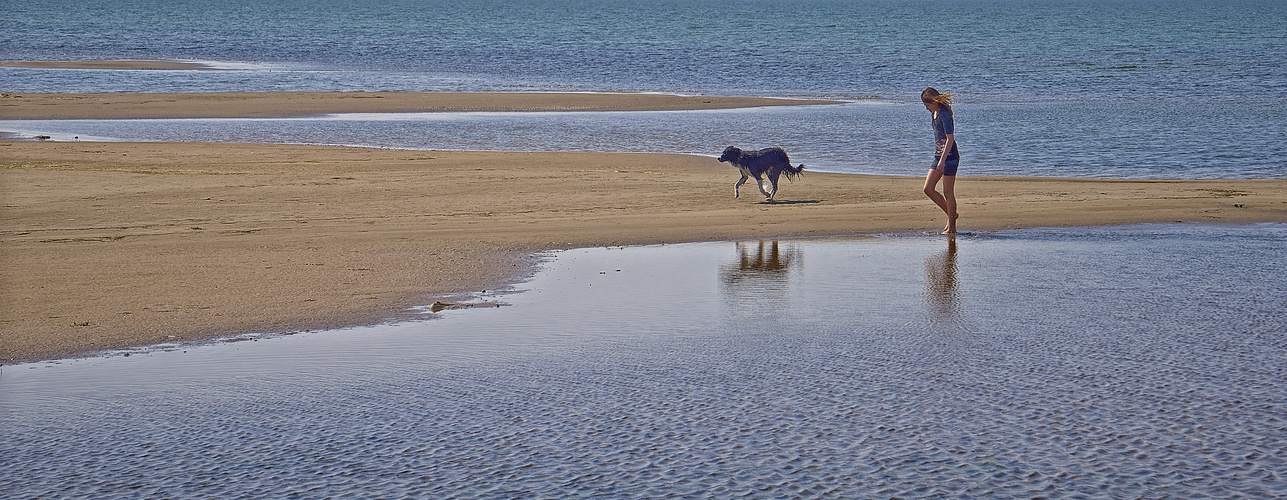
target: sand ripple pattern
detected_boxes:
[2,225,1285,498]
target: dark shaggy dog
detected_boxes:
[718,146,804,200]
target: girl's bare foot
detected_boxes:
[942,212,959,234]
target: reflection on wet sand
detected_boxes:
[4,226,1287,498]
[721,240,799,283]
[925,236,959,323]
[719,240,800,314]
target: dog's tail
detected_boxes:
[783,164,804,182]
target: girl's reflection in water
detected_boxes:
[925,236,959,323]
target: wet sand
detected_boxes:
[2,91,1285,362]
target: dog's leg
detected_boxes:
[766,170,782,200]
[734,174,749,198]
[755,174,772,198]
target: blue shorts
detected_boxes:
[933,156,959,176]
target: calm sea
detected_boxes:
[4,3,1286,494]
[3,224,1286,497]
[4,4,1285,496]
[3,0,1285,178]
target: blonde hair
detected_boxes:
[921,87,954,114]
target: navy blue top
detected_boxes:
[933,110,959,159]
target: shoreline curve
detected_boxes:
[2,141,1285,363]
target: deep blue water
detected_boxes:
[4,0,1284,102]
[3,0,1286,178]
[2,224,1285,497]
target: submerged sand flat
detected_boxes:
[0,91,837,119]
[0,60,217,71]
[3,141,1285,362]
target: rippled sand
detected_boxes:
[2,225,1285,497]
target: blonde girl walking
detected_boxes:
[921,87,959,234]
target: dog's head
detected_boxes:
[718,146,741,163]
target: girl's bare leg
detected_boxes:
[923,169,959,234]
[942,174,958,234]
[923,169,949,213]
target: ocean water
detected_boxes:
[2,224,1285,497]
[3,3,1286,495]
[3,0,1285,178]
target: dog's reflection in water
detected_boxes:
[725,240,797,277]
[720,240,800,316]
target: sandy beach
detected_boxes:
[3,92,1285,363]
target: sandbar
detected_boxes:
[3,140,1285,363]
[0,91,839,119]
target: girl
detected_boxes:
[921,87,959,234]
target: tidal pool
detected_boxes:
[2,224,1285,498]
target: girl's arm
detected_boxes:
[937,133,955,170]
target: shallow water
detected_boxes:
[3,224,1285,498]
[3,99,1282,179]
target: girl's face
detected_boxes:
[923,100,939,112]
